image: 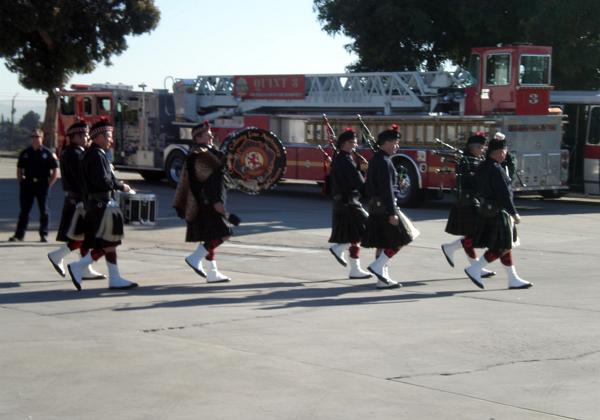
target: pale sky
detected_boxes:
[0,0,357,120]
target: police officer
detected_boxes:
[47,121,105,280]
[362,125,420,289]
[9,128,58,242]
[441,133,495,278]
[66,119,137,290]
[328,128,372,279]
[464,136,532,290]
[173,121,239,283]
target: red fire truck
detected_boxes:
[550,90,600,195]
[57,44,568,206]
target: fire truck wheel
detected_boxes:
[166,150,186,187]
[393,158,423,208]
[139,170,165,182]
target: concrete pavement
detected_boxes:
[0,156,599,419]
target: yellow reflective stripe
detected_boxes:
[286,160,325,167]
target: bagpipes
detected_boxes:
[433,135,526,187]
[322,114,370,169]
[432,137,464,164]
[356,114,407,179]
[430,138,464,175]
[356,114,378,153]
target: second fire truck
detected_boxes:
[58,44,569,206]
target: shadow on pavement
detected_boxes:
[0,276,485,311]
[114,282,485,312]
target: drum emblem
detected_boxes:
[233,139,274,178]
[244,149,266,172]
[221,127,287,194]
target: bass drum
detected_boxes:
[220,127,287,194]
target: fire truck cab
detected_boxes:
[465,45,552,115]
[58,83,178,181]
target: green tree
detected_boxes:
[18,110,41,131]
[0,1,160,147]
[314,0,600,89]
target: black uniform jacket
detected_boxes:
[80,143,124,195]
[330,150,364,203]
[17,145,58,182]
[59,144,85,195]
[475,157,517,216]
[365,150,398,216]
[455,151,482,195]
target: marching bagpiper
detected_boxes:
[173,121,239,283]
[328,128,372,279]
[362,125,420,289]
[464,135,532,289]
[67,119,137,290]
[441,133,495,278]
[496,132,517,181]
[47,121,106,280]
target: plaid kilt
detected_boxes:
[472,210,517,251]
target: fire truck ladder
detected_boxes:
[172,71,465,122]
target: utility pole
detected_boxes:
[9,93,18,149]
[138,83,147,150]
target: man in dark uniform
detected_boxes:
[464,136,532,290]
[490,132,517,182]
[328,128,372,279]
[47,121,105,280]
[66,119,137,290]
[173,121,238,283]
[441,133,495,278]
[362,125,420,289]
[9,128,58,242]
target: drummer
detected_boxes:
[173,121,239,283]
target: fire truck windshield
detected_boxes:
[519,55,550,85]
[60,96,75,115]
[486,53,511,86]
[466,53,480,86]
